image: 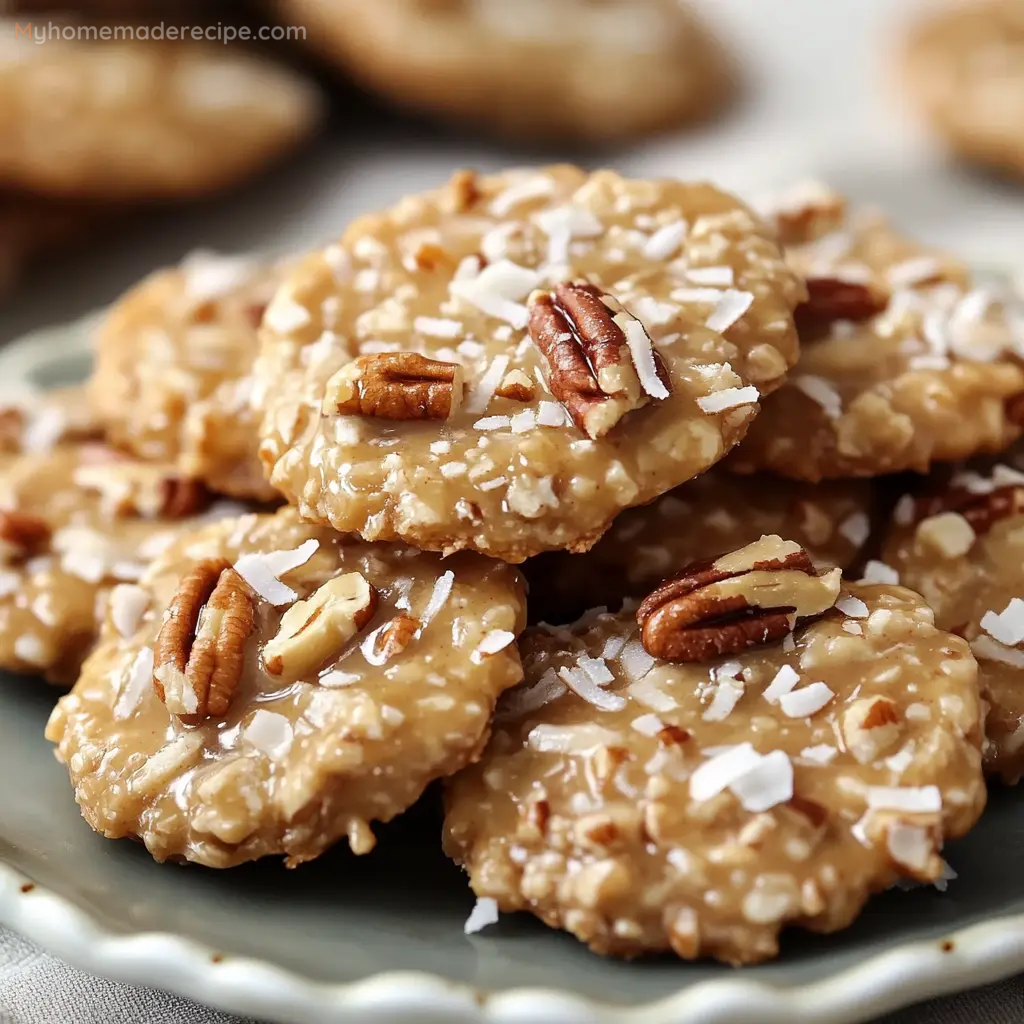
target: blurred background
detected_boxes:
[2,0,1022,344]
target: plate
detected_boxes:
[1,318,1024,1024]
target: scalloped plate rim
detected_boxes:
[3,310,1024,1023]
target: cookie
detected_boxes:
[45,508,526,866]
[903,0,1024,179]
[526,472,876,625]
[0,27,324,199]
[255,166,805,562]
[0,439,242,683]
[277,0,734,144]
[445,536,985,964]
[92,251,285,501]
[729,185,1024,481]
[881,455,1024,783]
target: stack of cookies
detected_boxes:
[28,166,1024,966]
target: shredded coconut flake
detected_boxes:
[558,666,627,712]
[498,668,567,720]
[866,785,942,813]
[794,376,843,418]
[414,316,463,339]
[697,386,759,414]
[671,287,725,304]
[631,713,664,736]
[729,749,794,812]
[860,560,900,585]
[981,598,1024,647]
[489,175,554,217]
[420,570,455,628]
[703,676,744,721]
[705,290,754,333]
[467,355,511,413]
[686,266,734,286]
[526,722,621,754]
[243,710,293,761]
[110,584,149,638]
[472,629,516,663]
[836,595,869,619]
[449,260,540,328]
[779,681,834,718]
[642,220,687,261]
[763,665,801,703]
[233,539,319,606]
[114,647,154,719]
[622,319,669,399]
[799,743,838,765]
[463,896,499,935]
[972,635,1024,668]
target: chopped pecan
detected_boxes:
[636,536,841,662]
[159,477,212,518]
[495,369,536,402]
[410,242,454,272]
[1005,392,1024,426]
[153,559,256,724]
[795,278,887,333]
[0,510,51,558]
[770,187,847,247]
[262,573,378,681]
[657,723,691,746]
[446,169,481,213]
[372,614,420,663]
[914,486,1024,536]
[323,353,464,421]
[528,281,662,438]
[786,795,828,829]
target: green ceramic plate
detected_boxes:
[1,317,1023,1024]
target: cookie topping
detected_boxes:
[152,559,256,724]
[262,573,379,682]
[636,536,841,662]
[527,282,660,439]
[0,510,51,560]
[324,353,464,421]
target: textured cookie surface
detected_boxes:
[277,0,734,143]
[0,434,241,683]
[903,0,1024,178]
[46,509,525,866]
[0,27,324,199]
[729,186,1024,480]
[445,537,985,964]
[526,471,876,624]
[93,251,285,500]
[882,454,1024,783]
[255,166,805,562]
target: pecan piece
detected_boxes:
[0,510,51,558]
[528,281,666,439]
[323,353,463,421]
[914,486,1024,536]
[153,559,256,724]
[75,460,210,519]
[372,614,420,663]
[262,572,378,681]
[636,535,841,662]
[795,278,888,333]
[495,369,535,402]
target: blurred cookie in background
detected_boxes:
[0,24,326,200]
[903,0,1024,179]
[274,0,736,144]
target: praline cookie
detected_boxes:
[729,186,1024,480]
[882,456,1024,783]
[0,439,238,683]
[0,27,324,199]
[276,0,734,143]
[45,508,526,866]
[445,536,985,964]
[92,251,285,500]
[903,0,1024,179]
[255,166,805,562]
[526,471,876,624]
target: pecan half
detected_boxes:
[528,282,663,438]
[324,353,463,421]
[0,510,51,558]
[636,536,841,662]
[153,559,256,724]
[914,486,1024,536]
[795,278,887,333]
